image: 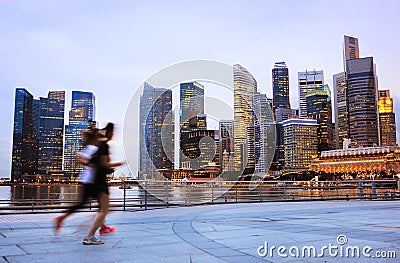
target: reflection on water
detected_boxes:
[0,181,397,207]
[0,185,141,207]
[10,184,82,206]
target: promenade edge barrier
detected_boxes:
[0,180,399,214]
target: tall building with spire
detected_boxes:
[233,64,257,174]
[344,35,360,67]
[335,35,380,149]
[378,90,397,146]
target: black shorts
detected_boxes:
[84,183,108,198]
[84,184,100,198]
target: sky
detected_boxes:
[1,0,400,178]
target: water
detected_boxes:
[0,185,139,207]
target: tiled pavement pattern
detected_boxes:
[0,201,399,262]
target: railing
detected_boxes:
[0,180,399,214]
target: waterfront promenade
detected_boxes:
[0,200,399,262]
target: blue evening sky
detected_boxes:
[1,0,399,177]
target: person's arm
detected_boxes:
[99,155,124,169]
[76,154,96,168]
[76,154,89,165]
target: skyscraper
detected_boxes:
[233,64,257,173]
[139,83,174,179]
[11,88,39,181]
[270,108,298,171]
[37,91,65,174]
[254,93,275,174]
[272,62,290,113]
[378,90,397,146]
[180,81,204,133]
[298,70,324,118]
[333,72,348,149]
[64,91,95,178]
[344,35,360,67]
[346,57,380,148]
[219,120,234,170]
[180,130,219,170]
[306,85,333,152]
[283,118,318,171]
[275,108,298,123]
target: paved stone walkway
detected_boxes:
[0,201,399,262]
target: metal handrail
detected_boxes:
[0,180,399,214]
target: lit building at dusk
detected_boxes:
[378,90,397,146]
[283,118,318,171]
[139,83,174,179]
[37,91,65,174]
[254,93,275,174]
[63,91,94,178]
[298,70,324,118]
[233,64,257,173]
[272,62,290,114]
[11,88,39,181]
[305,84,333,152]
[311,146,400,174]
[333,72,348,149]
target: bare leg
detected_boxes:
[54,186,89,234]
[87,192,109,237]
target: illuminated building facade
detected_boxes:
[36,91,65,174]
[333,72,348,149]
[12,88,65,180]
[64,91,95,178]
[139,83,174,179]
[298,70,324,118]
[233,64,257,173]
[180,81,204,133]
[347,57,379,148]
[306,84,333,152]
[254,93,275,174]
[311,146,400,174]
[283,118,318,170]
[271,108,298,171]
[272,62,290,114]
[275,108,298,123]
[180,130,219,170]
[11,88,39,181]
[378,90,397,146]
[344,35,360,66]
[219,120,234,171]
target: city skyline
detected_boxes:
[1,1,400,177]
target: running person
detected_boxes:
[54,130,101,234]
[83,123,124,245]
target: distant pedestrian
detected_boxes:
[54,129,101,234]
[83,123,124,245]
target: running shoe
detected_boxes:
[82,236,104,245]
[99,225,116,235]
